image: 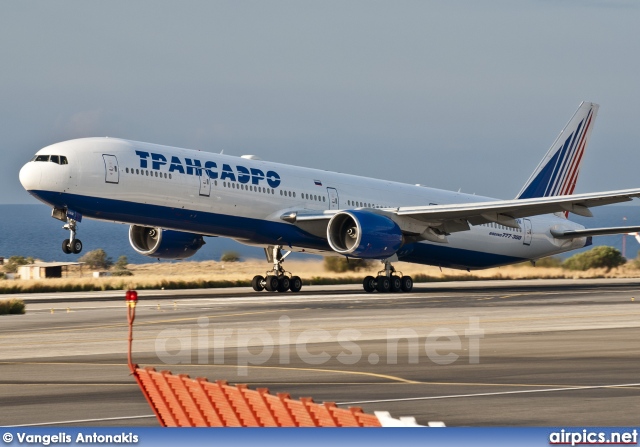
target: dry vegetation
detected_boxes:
[2,257,640,295]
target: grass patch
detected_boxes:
[0,257,630,295]
[0,272,611,294]
[0,298,26,315]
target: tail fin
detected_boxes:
[516,102,599,200]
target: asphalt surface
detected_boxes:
[1,279,639,427]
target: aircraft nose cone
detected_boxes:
[19,161,41,191]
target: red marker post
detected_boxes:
[126,290,138,372]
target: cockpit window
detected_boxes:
[33,154,68,164]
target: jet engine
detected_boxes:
[327,210,403,259]
[129,225,205,260]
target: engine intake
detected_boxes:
[327,210,403,259]
[129,226,205,260]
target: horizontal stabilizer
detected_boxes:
[550,226,640,239]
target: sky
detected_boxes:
[1,0,639,204]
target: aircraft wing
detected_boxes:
[281,188,640,238]
[394,188,640,227]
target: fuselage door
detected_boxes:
[327,187,339,210]
[199,174,211,197]
[523,218,532,246]
[103,154,119,184]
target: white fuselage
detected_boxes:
[19,137,588,269]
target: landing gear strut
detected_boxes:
[363,259,412,293]
[252,245,302,293]
[58,211,82,255]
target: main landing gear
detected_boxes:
[61,216,82,255]
[362,259,413,293]
[252,245,303,293]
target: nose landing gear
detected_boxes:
[54,208,83,254]
[252,245,302,293]
[363,259,413,293]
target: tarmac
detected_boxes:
[1,279,639,426]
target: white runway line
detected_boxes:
[337,382,640,405]
[5,415,156,427]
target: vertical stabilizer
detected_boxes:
[516,102,598,200]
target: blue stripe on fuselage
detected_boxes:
[28,190,526,269]
[30,190,330,250]
[397,242,525,269]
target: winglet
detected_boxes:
[516,102,599,200]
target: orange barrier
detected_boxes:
[134,367,381,427]
[125,290,381,427]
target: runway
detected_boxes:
[1,279,639,427]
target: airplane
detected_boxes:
[19,101,640,293]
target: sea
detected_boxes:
[1,204,639,265]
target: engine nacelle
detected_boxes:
[327,210,403,259]
[129,226,205,260]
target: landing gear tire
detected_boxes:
[277,276,290,293]
[252,275,265,292]
[71,239,83,254]
[389,275,402,293]
[401,276,413,292]
[265,276,279,292]
[376,275,391,293]
[255,245,303,293]
[60,212,82,255]
[289,276,302,293]
[363,275,376,293]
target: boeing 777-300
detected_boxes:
[19,102,640,293]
